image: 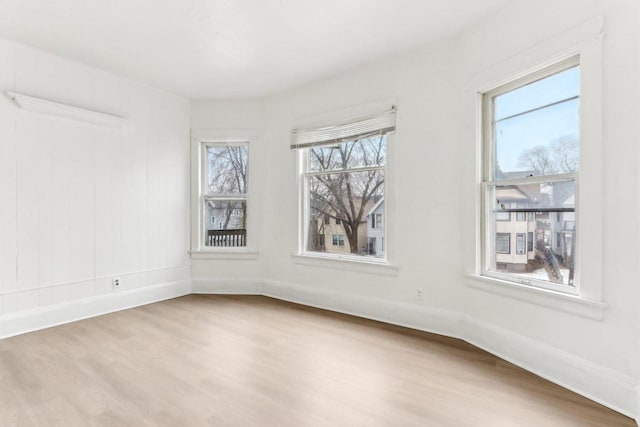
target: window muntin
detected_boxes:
[483,59,579,291]
[202,143,249,248]
[302,134,386,259]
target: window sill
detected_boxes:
[465,274,607,320]
[190,250,259,261]
[292,254,399,277]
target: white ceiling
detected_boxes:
[0,0,511,99]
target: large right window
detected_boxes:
[482,57,580,292]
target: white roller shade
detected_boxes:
[290,106,396,150]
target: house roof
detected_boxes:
[367,197,384,217]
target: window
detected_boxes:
[375,214,384,228]
[496,211,510,221]
[496,233,510,254]
[371,213,383,228]
[482,58,579,291]
[202,142,249,248]
[516,233,526,254]
[293,107,394,261]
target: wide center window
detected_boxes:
[293,108,395,261]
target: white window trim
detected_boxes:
[465,17,605,315]
[190,129,259,258]
[291,253,399,277]
[295,129,396,269]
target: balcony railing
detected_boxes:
[207,229,247,247]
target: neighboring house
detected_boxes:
[311,198,375,255]
[365,198,384,258]
[206,201,245,231]
[319,215,352,255]
[494,186,538,273]
[494,181,575,277]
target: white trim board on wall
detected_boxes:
[193,277,639,421]
[6,91,128,128]
[0,279,191,340]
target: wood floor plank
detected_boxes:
[0,295,634,426]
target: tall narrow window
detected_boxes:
[516,233,526,255]
[292,108,394,261]
[483,58,579,291]
[202,142,249,248]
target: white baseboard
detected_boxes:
[464,316,637,420]
[262,279,462,338]
[5,274,636,422]
[191,277,263,295]
[637,386,640,426]
[260,278,638,421]
[0,279,191,340]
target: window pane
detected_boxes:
[306,170,384,257]
[206,145,248,195]
[491,210,575,286]
[495,66,579,121]
[496,233,510,254]
[516,234,525,254]
[204,200,246,247]
[309,135,386,172]
[491,179,575,212]
[495,99,579,179]
[489,177,575,286]
[496,211,510,221]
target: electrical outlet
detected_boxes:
[416,288,424,302]
[113,278,120,288]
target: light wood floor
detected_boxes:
[0,295,634,426]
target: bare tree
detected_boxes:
[550,136,579,173]
[309,135,385,254]
[518,146,557,175]
[206,146,248,230]
[517,135,579,176]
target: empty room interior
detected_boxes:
[0,0,639,425]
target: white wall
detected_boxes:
[192,0,640,419]
[0,38,191,335]
[190,100,265,290]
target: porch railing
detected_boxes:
[207,229,247,247]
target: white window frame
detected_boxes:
[292,105,397,269]
[466,18,606,317]
[297,139,388,263]
[190,130,258,258]
[481,57,580,295]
